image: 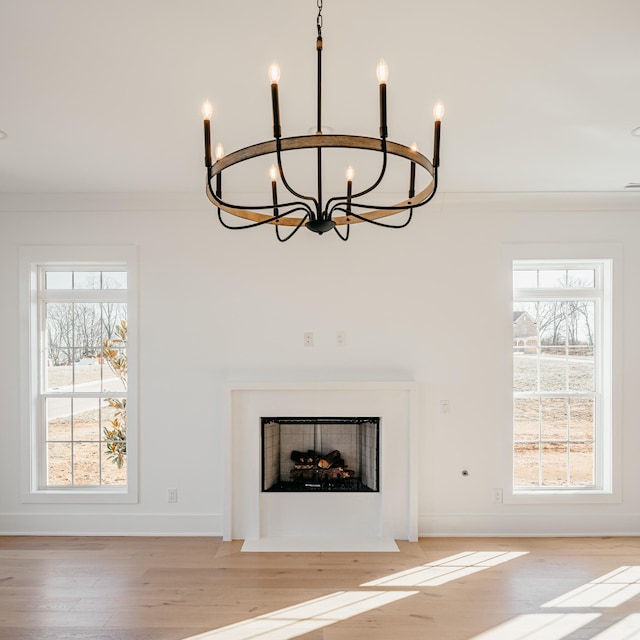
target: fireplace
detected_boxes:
[226,382,418,549]
[261,417,380,492]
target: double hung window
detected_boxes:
[21,246,137,502]
[512,260,612,493]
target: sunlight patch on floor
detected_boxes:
[542,567,640,608]
[361,550,529,587]
[182,590,418,640]
[468,613,600,640]
[589,614,640,639]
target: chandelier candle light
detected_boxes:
[202,0,443,242]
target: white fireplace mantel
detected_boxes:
[224,381,419,552]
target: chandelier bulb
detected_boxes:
[269,164,278,182]
[202,101,213,120]
[376,59,389,84]
[346,166,354,182]
[269,63,281,84]
[215,143,225,160]
[433,102,445,121]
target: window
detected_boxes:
[512,260,612,494]
[20,246,137,503]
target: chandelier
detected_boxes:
[202,0,443,242]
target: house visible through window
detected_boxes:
[512,260,611,492]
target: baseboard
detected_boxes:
[0,512,223,536]
[418,513,640,537]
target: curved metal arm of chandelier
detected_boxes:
[274,138,319,213]
[205,134,437,228]
[323,138,388,217]
[275,212,310,242]
[216,205,312,231]
[328,170,438,225]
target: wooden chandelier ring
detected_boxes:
[206,134,435,227]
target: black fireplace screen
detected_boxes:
[261,417,380,492]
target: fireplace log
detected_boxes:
[291,450,315,464]
[318,450,344,469]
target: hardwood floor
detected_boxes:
[1,536,640,640]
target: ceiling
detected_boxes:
[1,0,639,198]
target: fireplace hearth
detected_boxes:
[262,417,380,492]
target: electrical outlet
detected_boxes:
[493,488,503,504]
[304,331,314,347]
[168,488,178,503]
[336,331,346,347]
[440,400,450,414]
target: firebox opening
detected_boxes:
[261,417,380,492]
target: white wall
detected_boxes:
[1,192,639,536]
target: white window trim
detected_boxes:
[19,245,138,504]
[501,243,622,505]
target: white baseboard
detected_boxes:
[419,513,640,537]
[0,512,223,536]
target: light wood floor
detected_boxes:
[1,536,640,640]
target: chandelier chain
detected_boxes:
[317,0,323,37]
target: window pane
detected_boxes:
[101,304,127,392]
[46,302,74,388]
[514,443,539,486]
[73,398,100,442]
[569,442,594,486]
[541,398,568,440]
[47,443,72,486]
[513,270,537,289]
[513,302,538,392]
[567,301,594,346]
[514,398,539,439]
[102,443,127,485]
[568,269,595,288]
[73,271,101,289]
[570,398,594,441]
[102,349,127,392]
[102,303,127,342]
[45,271,72,289]
[514,355,537,392]
[46,355,72,391]
[102,271,127,289]
[539,349,567,392]
[46,399,71,441]
[73,357,102,389]
[538,301,566,346]
[541,442,568,486]
[568,348,594,392]
[102,397,126,480]
[538,270,567,288]
[73,303,102,351]
[74,443,100,485]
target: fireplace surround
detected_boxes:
[226,382,418,551]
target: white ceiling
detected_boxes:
[1,0,639,197]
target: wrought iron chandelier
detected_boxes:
[202,0,443,242]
